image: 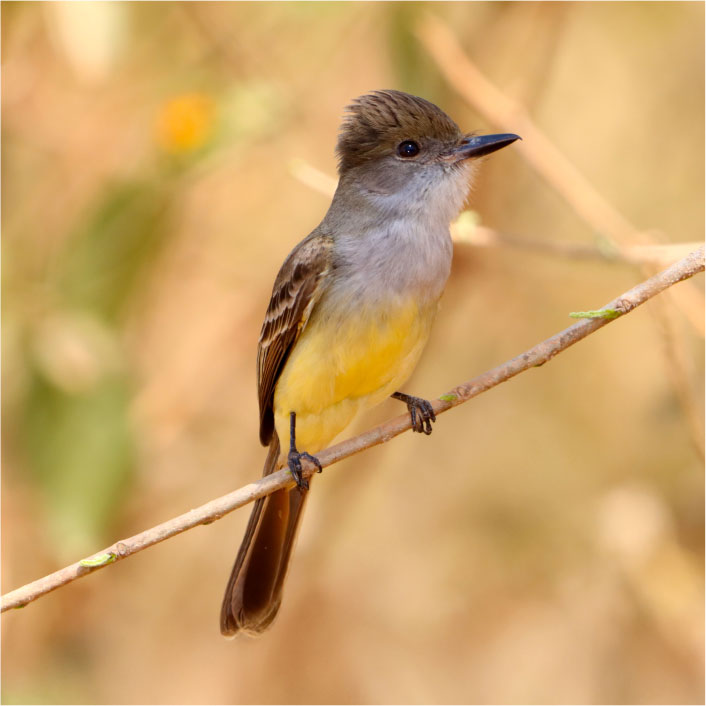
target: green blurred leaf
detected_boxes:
[58,181,169,321]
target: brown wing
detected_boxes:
[257,232,333,446]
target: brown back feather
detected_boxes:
[257,232,333,445]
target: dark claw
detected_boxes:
[420,399,436,435]
[287,451,309,491]
[392,392,437,435]
[287,450,321,491]
[409,404,418,432]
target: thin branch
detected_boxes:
[456,222,702,269]
[289,158,337,198]
[3,247,703,614]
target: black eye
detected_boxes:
[397,140,420,158]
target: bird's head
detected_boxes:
[335,90,519,220]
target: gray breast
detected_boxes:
[326,218,453,316]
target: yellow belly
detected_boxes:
[273,298,435,452]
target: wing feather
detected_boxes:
[257,232,333,445]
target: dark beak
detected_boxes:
[449,133,521,162]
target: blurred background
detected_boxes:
[2,2,704,704]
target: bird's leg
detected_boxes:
[287,411,322,491]
[391,392,437,435]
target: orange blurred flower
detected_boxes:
[155,92,216,154]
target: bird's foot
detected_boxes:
[287,411,322,491]
[287,450,322,491]
[392,392,437,435]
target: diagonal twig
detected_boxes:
[2,246,703,614]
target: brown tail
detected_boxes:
[220,434,310,636]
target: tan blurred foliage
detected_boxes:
[2,2,703,704]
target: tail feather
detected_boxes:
[220,435,310,636]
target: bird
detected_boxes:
[220,89,519,636]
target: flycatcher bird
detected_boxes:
[220,90,519,636]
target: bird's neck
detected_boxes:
[320,176,459,309]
